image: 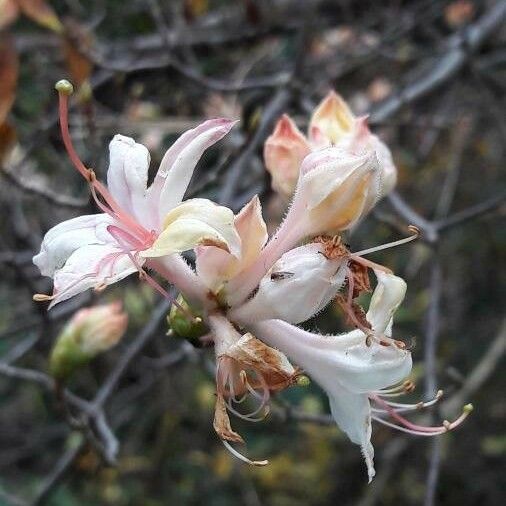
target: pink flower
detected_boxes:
[264,90,397,200]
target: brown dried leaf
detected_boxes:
[213,394,244,444]
[0,33,18,125]
[0,0,19,30]
[0,122,17,163]
[445,0,474,28]
[17,0,63,33]
[62,21,93,89]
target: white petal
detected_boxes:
[140,198,241,258]
[107,135,152,224]
[367,270,407,336]
[33,214,115,277]
[230,243,347,324]
[252,320,412,394]
[50,244,137,308]
[149,119,236,222]
[327,389,375,482]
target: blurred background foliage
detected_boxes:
[0,0,504,505]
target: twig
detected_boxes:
[435,192,505,232]
[370,1,506,123]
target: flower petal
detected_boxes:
[149,119,236,223]
[220,332,296,392]
[344,117,397,198]
[50,243,137,308]
[107,135,152,224]
[366,270,407,336]
[33,214,115,277]
[230,243,347,324]
[196,195,267,291]
[308,91,355,147]
[264,114,310,198]
[140,198,240,258]
[327,388,375,482]
[252,319,412,394]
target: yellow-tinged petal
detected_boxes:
[196,195,268,290]
[309,90,355,146]
[140,198,241,258]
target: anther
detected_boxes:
[407,225,420,237]
[403,380,415,393]
[443,420,451,431]
[33,293,55,302]
[93,283,107,292]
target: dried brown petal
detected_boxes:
[213,394,244,444]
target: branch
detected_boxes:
[371,1,506,123]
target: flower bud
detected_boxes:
[49,302,127,381]
[263,115,310,199]
[263,90,397,201]
[167,294,208,345]
[296,146,382,234]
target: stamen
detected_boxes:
[353,226,420,257]
[372,390,443,413]
[221,440,268,467]
[371,394,472,434]
[107,225,196,321]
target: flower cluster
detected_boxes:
[34,82,471,481]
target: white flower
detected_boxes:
[250,270,412,481]
[33,119,240,307]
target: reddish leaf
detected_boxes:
[0,33,18,125]
[62,19,93,90]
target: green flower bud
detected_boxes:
[49,302,128,381]
[167,295,208,346]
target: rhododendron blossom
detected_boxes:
[32,80,470,482]
[34,81,239,308]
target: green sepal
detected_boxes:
[167,294,208,346]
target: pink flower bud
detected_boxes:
[49,302,128,380]
[263,115,310,198]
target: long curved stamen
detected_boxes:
[370,394,472,434]
[353,225,420,257]
[371,390,443,414]
[221,440,268,467]
[107,225,195,320]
